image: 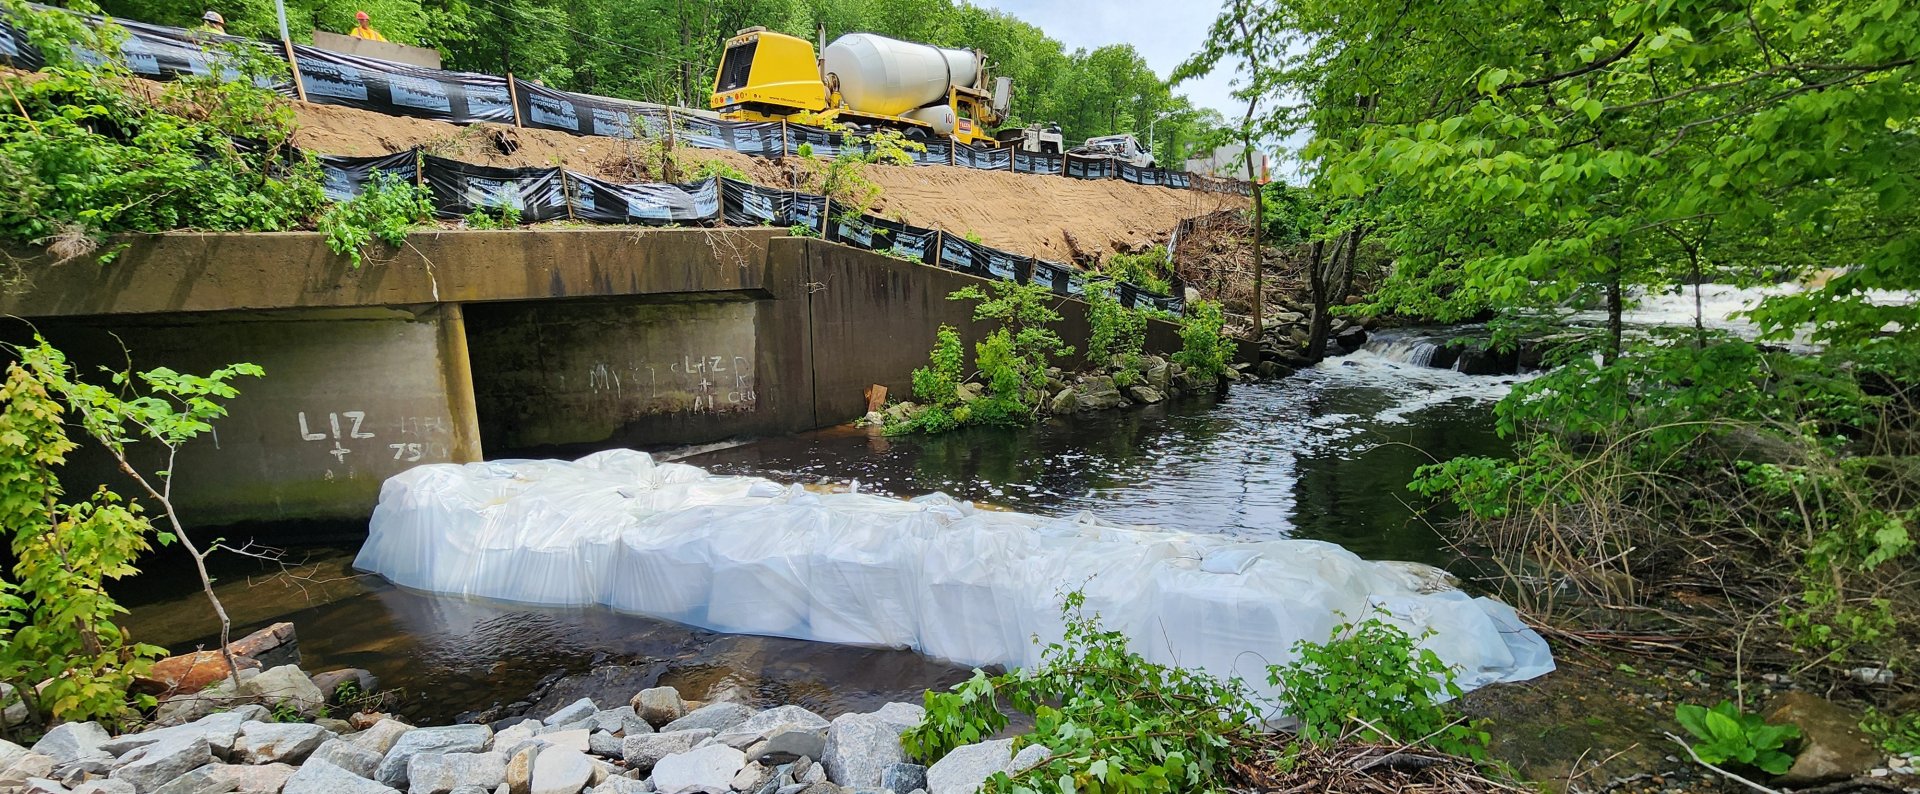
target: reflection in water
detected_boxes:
[122,332,1521,724]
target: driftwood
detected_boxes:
[1233,737,1529,793]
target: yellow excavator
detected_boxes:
[709,27,1011,146]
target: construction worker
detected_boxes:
[349,11,388,42]
[198,10,225,34]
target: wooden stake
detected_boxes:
[282,38,308,102]
[506,72,524,128]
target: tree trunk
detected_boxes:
[1306,231,1353,363]
[1605,264,1624,365]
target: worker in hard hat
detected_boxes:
[198,10,226,34]
[349,11,388,42]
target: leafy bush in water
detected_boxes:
[911,325,966,409]
[1085,280,1147,374]
[0,0,322,262]
[1172,300,1232,382]
[319,172,435,267]
[1674,701,1799,775]
[1271,615,1489,759]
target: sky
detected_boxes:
[970,0,1244,120]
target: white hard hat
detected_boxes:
[202,10,225,24]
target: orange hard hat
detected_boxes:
[355,10,369,21]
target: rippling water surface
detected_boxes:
[121,330,1522,723]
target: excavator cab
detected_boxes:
[710,28,828,120]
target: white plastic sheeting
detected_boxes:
[355,450,1554,700]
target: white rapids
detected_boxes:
[355,449,1554,704]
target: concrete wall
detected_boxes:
[22,306,479,526]
[311,30,442,68]
[4,228,1245,533]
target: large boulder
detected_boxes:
[1124,385,1164,404]
[208,762,297,794]
[1072,376,1126,412]
[821,711,911,789]
[651,746,745,794]
[924,741,1012,794]
[2,752,56,790]
[148,764,236,794]
[543,699,599,728]
[153,671,259,727]
[375,726,492,790]
[1047,388,1077,414]
[110,736,214,794]
[283,760,398,794]
[714,707,828,750]
[106,707,271,761]
[630,689,686,728]
[234,722,331,765]
[620,731,710,774]
[1,739,30,770]
[529,748,593,794]
[660,704,753,736]
[310,740,383,780]
[878,764,925,794]
[407,752,507,794]
[586,708,639,736]
[538,731,590,754]
[142,653,261,700]
[1765,692,1880,786]
[348,720,416,756]
[240,667,326,719]
[70,781,137,794]
[34,722,113,765]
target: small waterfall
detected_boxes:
[1362,334,1444,368]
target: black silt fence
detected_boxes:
[294,45,513,124]
[421,155,567,221]
[318,149,419,201]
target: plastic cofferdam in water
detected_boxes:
[354,450,1554,701]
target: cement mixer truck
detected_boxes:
[709,27,1011,147]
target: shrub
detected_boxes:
[318,171,435,268]
[1674,701,1800,775]
[1101,246,1173,294]
[464,202,522,229]
[1172,300,1232,382]
[912,325,966,408]
[1085,279,1147,374]
[1270,615,1489,759]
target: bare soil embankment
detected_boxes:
[289,101,1245,262]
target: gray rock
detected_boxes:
[491,722,539,754]
[773,786,806,794]
[585,734,620,760]
[349,720,417,756]
[543,700,598,729]
[792,784,836,794]
[2,738,29,769]
[70,780,138,794]
[309,670,379,705]
[924,741,1013,794]
[1767,692,1880,786]
[1124,385,1164,404]
[408,752,507,794]
[870,706,922,733]
[35,722,114,764]
[821,713,909,789]
[797,764,824,786]
[310,739,383,780]
[26,777,71,794]
[529,748,592,794]
[714,707,828,751]
[150,764,238,794]
[283,759,400,794]
[537,731,588,755]
[55,757,115,786]
[376,727,493,789]
[659,704,752,736]
[316,719,356,735]
[1008,747,1048,775]
[240,667,327,719]
[590,776,650,794]
[585,709,636,736]
[747,730,824,766]
[650,745,744,794]
[502,745,539,794]
[1047,388,1077,414]
[208,762,297,794]
[152,671,257,727]
[235,722,331,765]
[3,752,57,789]
[619,732,710,774]
[2,684,29,730]
[105,708,272,760]
[111,736,214,794]
[730,763,771,793]
[878,765,924,794]
[629,690,686,728]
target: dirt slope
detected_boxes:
[290,102,1245,263]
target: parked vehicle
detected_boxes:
[1071,134,1154,167]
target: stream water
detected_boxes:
[119,329,1528,724]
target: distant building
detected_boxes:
[1184,144,1267,180]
